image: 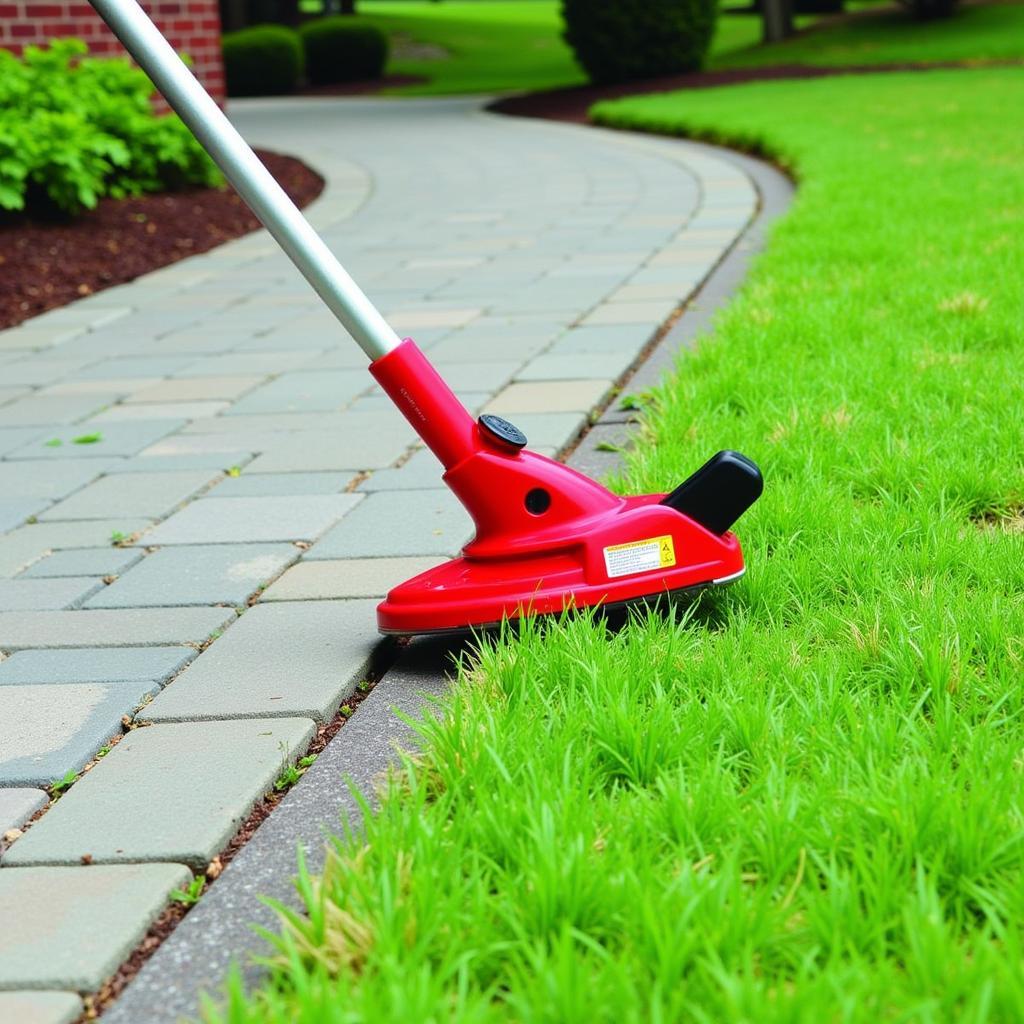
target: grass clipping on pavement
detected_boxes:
[206,69,1024,1022]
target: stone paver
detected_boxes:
[0,95,758,1005]
[0,865,190,990]
[141,600,377,722]
[142,494,361,545]
[4,718,316,868]
[86,543,297,608]
[0,459,118,500]
[213,471,352,496]
[262,556,444,600]
[0,646,194,685]
[308,489,473,559]
[39,470,220,522]
[5,421,180,460]
[0,577,104,611]
[483,379,612,415]
[0,681,160,786]
[0,520,154,578]
[0,788,48,833]
[19,546,144,578]
[0,992,82,1024]
[0,607,234,650]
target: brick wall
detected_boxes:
[0,1,225,103]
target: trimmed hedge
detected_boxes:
[299,17,389,86]
[222,24,304,97]
[561,0,717,84]
[0,39,220,216]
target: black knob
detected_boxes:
[478,414,527,451]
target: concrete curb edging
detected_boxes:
[102,131,793,1024]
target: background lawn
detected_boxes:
[206,66,1024,1024]
[329,1,795,94]
[712,0,1024,67]
[295,1,1024,95]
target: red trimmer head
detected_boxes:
[90,0,763,637]
[372,340,762,635]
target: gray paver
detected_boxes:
[19,546,144,579]
[514,352,636,382]
[484,379,612,415]
[244,429,411,473]
[0,680,161,786]
[0,427,45,456]
[87,543,297,608]
[357,448,443,491]
[125,376,261,403]
[308,489,472,559]
[141,599,377,722]
[212,471,353,496]
[40,470,220,522]
[0,498,50,534]
[226,370,368,415]
[0,520,154,579]
[0,788,48,833]
[0,607,234,651]
[0,460,117,501]
[0,393,115,427]
[91,400,230,422]
[142,494,361,545]
[5,421,180,460]
[0,646,195,686]
[0,578,103,611]
[4,718,316,868]
[0,991,81,1024]
[261,557,443,600]
[0,865,190,990]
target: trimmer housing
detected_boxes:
[372,340,761,635]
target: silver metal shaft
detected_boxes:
[89,0,401,361]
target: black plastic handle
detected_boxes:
[660,450,763,535]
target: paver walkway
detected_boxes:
[0,96,757,1018]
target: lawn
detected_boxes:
[331,1,773,95]
[204,67,1024,1023]
[712,0,1024,67]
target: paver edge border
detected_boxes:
[100,125,794,1024]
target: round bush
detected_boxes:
[222,25,304,97]
[561,0,717,85]
[299,17,389,86]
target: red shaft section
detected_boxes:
[369,338,478,470]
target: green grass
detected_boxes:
[354,1,584,94]
[712,1,1024,68]
[205,67,1024,1023]
[317,2,778,95]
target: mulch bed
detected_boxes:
[489,61,998,124]
[0,150,324,332]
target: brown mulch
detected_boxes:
[489,60,1011,124]
[0,149,324,332]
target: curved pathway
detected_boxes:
[0,97,758,1021]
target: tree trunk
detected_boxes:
[762,0,793,42]
[340,0,356,12]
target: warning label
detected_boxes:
[603,535,676,579]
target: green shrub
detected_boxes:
[222,24,304,97]
[561,0,717,85]
[0,39,220,216]
[898,0,959,18]
[299,17,388,86]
